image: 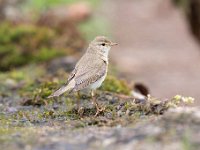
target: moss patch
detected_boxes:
[0,22,84,71]
[100,75,131,95]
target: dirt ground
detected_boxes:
[100,0,200,102]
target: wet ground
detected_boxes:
[101,0,200,102]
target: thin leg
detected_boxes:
[77,91,81,106]
[91,90,105,116]
[76,91,84,116]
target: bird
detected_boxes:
[48,36,118,116]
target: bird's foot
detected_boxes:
[77,106,84,117]
[94,105,105,117]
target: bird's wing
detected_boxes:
[66,53,89,83]
[72,60,107,91]
[64,51,88,83]
[66,68,77,84]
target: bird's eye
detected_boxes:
[101,43,105,46]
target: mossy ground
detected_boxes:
[0,62,195,150]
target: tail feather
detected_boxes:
[47,86,69,98]
[47,80,75,98]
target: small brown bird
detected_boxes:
[48,36,117,116]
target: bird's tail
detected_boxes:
[47,80,75,98]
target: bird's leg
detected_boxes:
[76,91,80,109]
[76,91,84,116]
[91,90,105,116]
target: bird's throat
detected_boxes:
[99,49,109,63]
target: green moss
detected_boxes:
[20,81,60,106]
[100,75,131,95]
[0,23,70,71]
[34,82,58,98]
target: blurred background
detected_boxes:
[0,0,200,102]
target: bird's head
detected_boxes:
[90,36,118,56]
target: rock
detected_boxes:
[0,0,25,22]
[6,107,18,113]
[4,79,18,88]
[11,107,198,150]
[38,2,91,25]
[47,56,77,74]
[67,2,92,22]
[133,83,149,96]
[174,0,200,43]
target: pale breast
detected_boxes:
[88,73,107,89]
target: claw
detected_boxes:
[94,106,105,117]
[90,90,105,117]
[78,106,84,117]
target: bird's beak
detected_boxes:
[110,42,118,46]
